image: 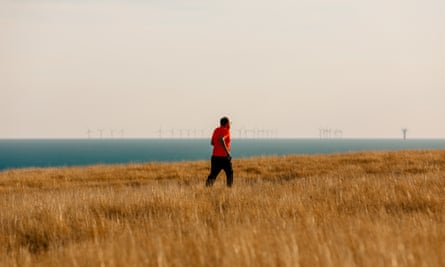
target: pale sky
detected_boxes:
[1,0,444,138]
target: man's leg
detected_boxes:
[223,158,233,187]
[206,156,222,187]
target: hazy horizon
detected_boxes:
[1,0,444,139]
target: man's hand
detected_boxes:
[218,136,231,160]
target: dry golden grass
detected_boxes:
[0,150,444,267]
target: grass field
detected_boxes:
[0,150,444,267]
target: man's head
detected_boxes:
[220,117,230,128]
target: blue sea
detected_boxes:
[1,139,444,171]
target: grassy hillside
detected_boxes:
[0,150,444,266]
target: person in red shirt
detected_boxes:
[205,117,233,187]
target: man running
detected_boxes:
[205,117,233,187]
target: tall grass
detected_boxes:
[0,150,444,266]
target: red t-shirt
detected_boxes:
[211,126,231,156]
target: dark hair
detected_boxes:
[220,117,230,126]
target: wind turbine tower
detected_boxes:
[86,129,93,139]
[157,127,163,138]
[98,129,104,139]
[402,128,408,141]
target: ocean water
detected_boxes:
[1,139,444,171]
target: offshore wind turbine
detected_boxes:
[334,129,343,138]
[97,129,104,139]
[402,128,408,141]
[157,127,163,138]
[258,129,264,138]
[237,129,243,138]
[86,129,93,139]
[322,128,329,139]
[246,129,253,139]
[266,129,273,138]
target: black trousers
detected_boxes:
[206,156,233,187]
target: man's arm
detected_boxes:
[218,135,231,158]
